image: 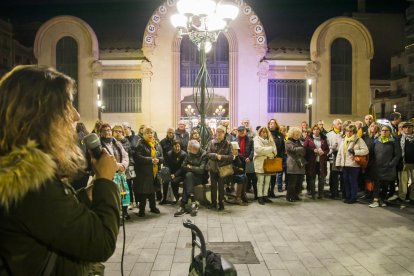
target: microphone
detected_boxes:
[83,133,102,159]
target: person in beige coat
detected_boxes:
[253,127,277,204]
[336,124,369,204]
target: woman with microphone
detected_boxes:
[0,66,120,275]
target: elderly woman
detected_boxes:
[0,66,119,275]
[253,126,277,204]
[304,124,329,199]
[285,127,307,202]
[361,122,380,199]
[206,125,233,211]
[133,126,163,217]
[369,125,402,207]
[336,124,369,204]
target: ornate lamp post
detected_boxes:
[305,78,313,127]
[213,105,226,126]
[171,0,239,148]
[184,104,196,129]
[97,80,103,120]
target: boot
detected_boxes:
[268,182,276,198]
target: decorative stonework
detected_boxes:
[141,60,153,79]
[257,60,269,80]
[91,60,103,78]
[305,61,320,80]
[142,0,267,57]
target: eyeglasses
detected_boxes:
[381,129,390,132]
[113,130,123,133]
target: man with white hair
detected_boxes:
[327,119,343,199]
[174,140,208,217]
[175,120,190,152]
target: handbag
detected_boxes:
[353,155,369,169]
[263,157,283,174]
[218,164,234,178]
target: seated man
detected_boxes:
[161,139,186,204]
[174,140,208,217]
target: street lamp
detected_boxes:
[171,0,239,148]
[393,104,397,112]
[97,80,103,120]
[305,78,313,127]
[213,105,226,126]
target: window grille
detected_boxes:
[268,79,306,113]
[102,79,142,113]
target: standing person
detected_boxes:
[137,124,146,141]
[174,140,208,216]
[279,124,289,190]
[369,125,402,208]
[361,115,374,136]
[112,124,136,211]
[317,120,328,136]
[336,124,369,204]
[160,127,175,160]
[397,122,414,203]
[0,66,120,275]
[237,125,254,203]
[162,139,186,204]
[100,124,130,219]
[285,127,306,202]
[268,119,285,196]
[253,126,277,204]
[122,122,139,208]
[91,119,103,134]
[241,118,255,138]
[175,120,190,152]
[123,122,139,148]
[206,125,233,211]
[327,119,343,199]
[304,124,329,199]
[133,126,163,217]
[361,122,380,199]
[301,121,309,130]
[190,129,201,142]
[227,141,249,205]
[389,112,402,135]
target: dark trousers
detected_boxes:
[269,175,276,195]
[182,172,203,204]
[137,193,156,213]
[210,172,225,204]
[307,162,326,197]
[374,180,394,202]
[126,178,135,204]
[162,175,183,202]
[342,167,360,201]
[246,172,257,198]
[329,165,342,198]
[286,174,304,200]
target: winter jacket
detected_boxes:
[372,137,402,181]
[401,133,414,164]
[206,139,233,173]
[101,138,129,171]
[285,138,306,175]
[335,136,369,168]
[165,149,187,176]
[253,136,277,174]
[0,141,120,276]
[160,136,174,160]
[175,129,190,152]
[125,131,139,149]
[182,148,208,175]
[236,135,254,160]
[133,139,164,194]
[362,133,379,180]
[303,134,329,177]
[118,137,136,179]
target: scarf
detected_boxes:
[380,137,389,143]
[238,135,246,156]
[333,127,341,134]
[146,137,158,177]
[343,135,355,159]
[357,128,363,138]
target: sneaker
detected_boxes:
[174,207,186,217]
[387,195,398,201]
[380,202,387,207]
[369,201,380,208]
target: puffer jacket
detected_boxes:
[335,136,369,168]
[285,138,306,174]
[253,136,277,174]
[182,148,208,175]
[0,141,120,276]
[372,137,401,181]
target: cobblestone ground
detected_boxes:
[105,191,414,276]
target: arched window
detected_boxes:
[180,33,229,88]
[56,36,78,109]
[330,38,352,114]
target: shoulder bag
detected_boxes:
[352,138,369,169]
[218,164,234,178]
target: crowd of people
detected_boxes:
[77,112,414,219]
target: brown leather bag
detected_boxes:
[263,157,283,174]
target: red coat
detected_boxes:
[303,135,329,177]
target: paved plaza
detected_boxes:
[105,194,414,276]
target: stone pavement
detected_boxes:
[105,195,414,276]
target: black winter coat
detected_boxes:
[165,149,187,176]
[270,129,285,158]
[160,137,174,160]
[372,137,401,181]
[182,149,208,175]
[133,139,164,194]
[175,130,190,152]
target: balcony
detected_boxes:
[374,89,407,100]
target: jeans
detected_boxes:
[257,174,271,197]
[342,167,360,201]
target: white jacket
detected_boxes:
[253,136,277,174]
[326,130,342,155]
[335,136,369,168]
